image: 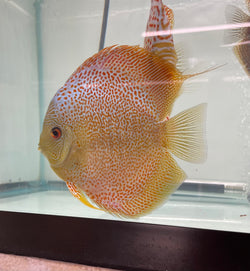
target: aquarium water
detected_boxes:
[0,0,250,232]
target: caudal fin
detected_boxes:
[164,103,207,163]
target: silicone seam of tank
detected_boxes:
[34,0,46,186]
[99,0,110,51]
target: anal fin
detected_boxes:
[121,149,186,218]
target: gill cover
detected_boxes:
[39,106,74,168]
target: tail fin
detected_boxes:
[144,0,177,66]
[164,104,207,163]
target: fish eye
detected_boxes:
[50,127,62,139]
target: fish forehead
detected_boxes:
[53,68,156,128]
[53,45,179,126]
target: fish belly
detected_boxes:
[79,142,185,217]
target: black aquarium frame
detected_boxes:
[0,211,249,271]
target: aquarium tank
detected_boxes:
[0,0,250,235]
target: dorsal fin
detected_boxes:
[144,0,177,66]
[164,3,174,29]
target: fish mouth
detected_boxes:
[38,141,43,152]
[38,141,45,154]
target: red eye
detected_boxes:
[51,127,62,139]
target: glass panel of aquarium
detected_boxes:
[0,0,250,233]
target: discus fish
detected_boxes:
[39,0,208,218]
[225,0,250,76]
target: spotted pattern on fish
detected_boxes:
[43,45,188,217]
[55,45,183,123]
[144,0,177,66]
[39,1,207,218]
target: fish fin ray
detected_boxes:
[175,43,191,73]
[144,0,177,66]
[121,150,186,218]
[247,0,250,13]
[66,181,101,210]
[224,5,249,44]
[183,64,226,80]
[176,64,225,98]
[164,3,174,29]
[164,103,207,163]
[233,43,250,76]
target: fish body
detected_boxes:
[225,0,250,76]
[39,0,207,217]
